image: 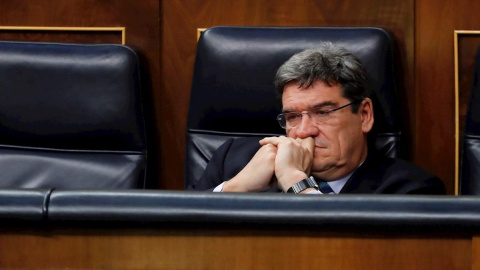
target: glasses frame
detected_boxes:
[276,100,362,129]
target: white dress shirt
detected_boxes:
[213,170,354,194]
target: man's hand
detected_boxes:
[222,143,277,192]
[260,136,314,192]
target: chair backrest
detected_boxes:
[185,27,400,188]
[0,41,147,189]
[460,44,480,195]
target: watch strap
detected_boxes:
[286,176,318,193]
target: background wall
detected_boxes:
[0,0,475,194]
[415,0,480,194]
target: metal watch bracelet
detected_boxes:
[286,176,318,193]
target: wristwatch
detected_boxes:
[286,176,318,193]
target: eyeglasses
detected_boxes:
[276,101,360,129]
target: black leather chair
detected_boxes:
[185,26,400,188]
[0,41,147,189]
[460,44,480,195]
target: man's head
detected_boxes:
[275,42,371,111]
[275,43,374,180]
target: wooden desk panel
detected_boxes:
[472,236,480,270]
[0,229,472,270]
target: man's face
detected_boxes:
[282,80,374,180]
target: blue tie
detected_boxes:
[318,181,334,194]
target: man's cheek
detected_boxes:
[313,147,330,159]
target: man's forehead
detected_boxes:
[281,81,345,110]
[282,80,343,96]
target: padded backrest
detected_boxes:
[185,27,400,188]
[460,44,480,195]
[0,41,147,189]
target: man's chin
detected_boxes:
[311,163,333,176]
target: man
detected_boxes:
[188,43,445,194]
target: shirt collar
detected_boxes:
[316,160,365,194]
[324,171,353,194]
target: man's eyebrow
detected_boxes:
[311,101,337,108]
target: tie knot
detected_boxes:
[318,181,334,194]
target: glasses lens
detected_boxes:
[277,114,287,129]
[310,108,332,124]
[284,113,302,128]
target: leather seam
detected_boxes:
[464,134,480,140]
[43,188,54,222]
[187,128,282,137]
[0,144,145,155]
[188,129,401,138]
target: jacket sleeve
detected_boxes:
[186,138,235,191]
[187,137,265,191]
[401,175,446,195]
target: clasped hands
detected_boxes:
[223,136,314,193]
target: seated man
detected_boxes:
[188,43,446,194]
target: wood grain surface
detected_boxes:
[0,229,472,270]
[415,0,480,194]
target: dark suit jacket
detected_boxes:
[187,137,446,195]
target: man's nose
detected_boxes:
[295,113,320,139]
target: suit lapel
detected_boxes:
[339,154,383,194]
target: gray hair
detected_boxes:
[274,42,370,112]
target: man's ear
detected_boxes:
[360,98,374,133]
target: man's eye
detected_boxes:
[314,110,330,116]
[285,114,300,121]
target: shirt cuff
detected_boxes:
[214,182,323,193]
[213,182,225,192]
[305,189,322,194]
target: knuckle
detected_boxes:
[263,144,277,153]
[264,144,275,149]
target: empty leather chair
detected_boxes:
[0,41,147,188]
[185,27,400,188]
[460,44,480,195]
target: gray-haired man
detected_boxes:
[189,43,445,195]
